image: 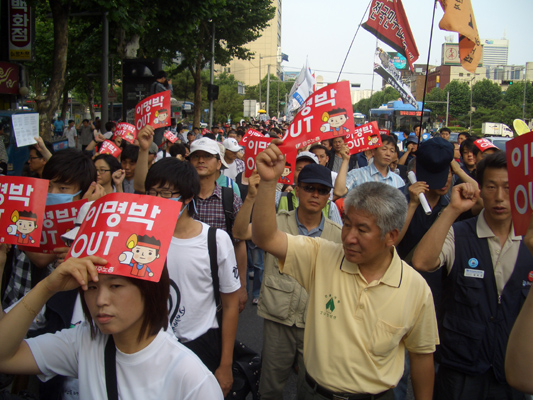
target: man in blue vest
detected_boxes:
[412,152,532,400]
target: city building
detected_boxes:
[218,0,282,87]
[481,39,509,67]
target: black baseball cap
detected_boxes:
[416,137,454,189]
[298,164,333,188]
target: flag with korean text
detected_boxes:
[99,140,122,158]
[65,193,180,282]
[0,176,48,247]
[135,90,171,131]
[438,0,481,73]
[362,0,419,72]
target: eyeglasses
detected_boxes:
[96,169,111,174]
[28,156,42,161]
[299,185,330,196]
[146,189,180,198]
[190,153,216,161]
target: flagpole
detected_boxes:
[336,0,373,82]
[418,0,439,144]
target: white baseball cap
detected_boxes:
[296,151,319,164]
[189,137,229,169]
[223,138,241,153]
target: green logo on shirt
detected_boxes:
[321,294,340,320]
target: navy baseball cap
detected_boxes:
[416,137,454,189]
[298,163,333,188]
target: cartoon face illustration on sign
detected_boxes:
[320,108,350,136]
[280,162,292,184]
[154,109,169,126]
[368,134,379,146]
[118,234,161,278]
[7,210,38,244]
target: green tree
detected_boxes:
[472,79,502,109]
[424,87,447,120]
[443,80,470,118]
[352,87,400,118]
[143,0,276,127]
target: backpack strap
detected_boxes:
[287,192,294,212]
[104,335,118,400]
[221,186,235,241]
[208,227,222,326]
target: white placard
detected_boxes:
[11,113,38,147]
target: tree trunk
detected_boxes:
[34,0,70,141]
[60,88,69,120]
[191,59,203,128]
[88,85,95,121]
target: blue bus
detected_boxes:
[369,101,431,136]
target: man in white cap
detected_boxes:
[221,138,245,181]
[189,137,248,311]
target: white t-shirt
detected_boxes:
[25,324,223,400]
[330,171,338,200]
[221,159,244,181]
[64,127,77,148]
[155,151,171,162]
[167,222,240,342]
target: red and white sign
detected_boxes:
[8,0,33,61]
[0,176,48,247]
[379,129,390,136]
[164,130,178,144]
[243,130,272,178]
[66,193,180,283]
[279,152,297,186]
[345,122,383,155]
[135,91,171,131]
[99,140,122,158]
[280,81,354,152]
[115,122,137,144]
[507,132,533,235]
[20,199,87,253]
[202,128,211,136]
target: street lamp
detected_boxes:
[469,75,476,134]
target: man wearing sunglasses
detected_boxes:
[257,163,342,399]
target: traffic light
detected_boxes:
[502,80,513,85]
[208,84,219,101]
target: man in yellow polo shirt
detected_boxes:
[252,142,439,400]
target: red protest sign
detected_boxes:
[507,132,533,235]
[202,128,211,136]
[379,129,390,136]
[243,133,272,178]
[66,193,180,282]
[164,130,178,144]
[279,152,297,185]
[99,140,122,158]
[280,81,354,152]
[135,91,171,131]
[345,122,383,155]
[20,199,87,253]
[115,122,137,144]
[0,176,48,247]
[239,128,265,147]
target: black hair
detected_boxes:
[135,235,161,252]
[105,121,116,132]
[42,149,96,194]
[68,120,74,124]
[380,134,396,148]
[155,70,167,80]
[145,158,200,216]
[460,138,477,156]
[329,108,347,116]
[413,124,422,131]
[82,119,89,123]
[458,132,470,140]
[439,127,451,135]
[309,144,328,154]
[81,265,170,342]
[31,141,54,158]
[94,154,122,175]
[169,143,188,158]
[121,144,139,163]
[476,152,507,188]
[204,133,216,140]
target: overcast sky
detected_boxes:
[281,0,533,90]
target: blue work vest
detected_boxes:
[437,217,533,383]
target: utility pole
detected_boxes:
[266,64,271,116]
[101,12,109,127]
[446,91,449,127]
[208,23,215,128]
[523,64,527,120]
[258,55,262,108]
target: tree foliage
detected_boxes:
[472,79,502,109]
[352,86,401,117]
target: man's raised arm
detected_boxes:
[251,141,288,263]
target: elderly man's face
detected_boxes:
[341,207,394,267]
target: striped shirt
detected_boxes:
[345,163,405,191]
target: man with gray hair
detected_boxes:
[252,142,439,400]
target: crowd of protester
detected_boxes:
[0,113,532,400]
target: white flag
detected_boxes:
[287,59,316,116]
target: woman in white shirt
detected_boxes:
[0,255,222,400]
